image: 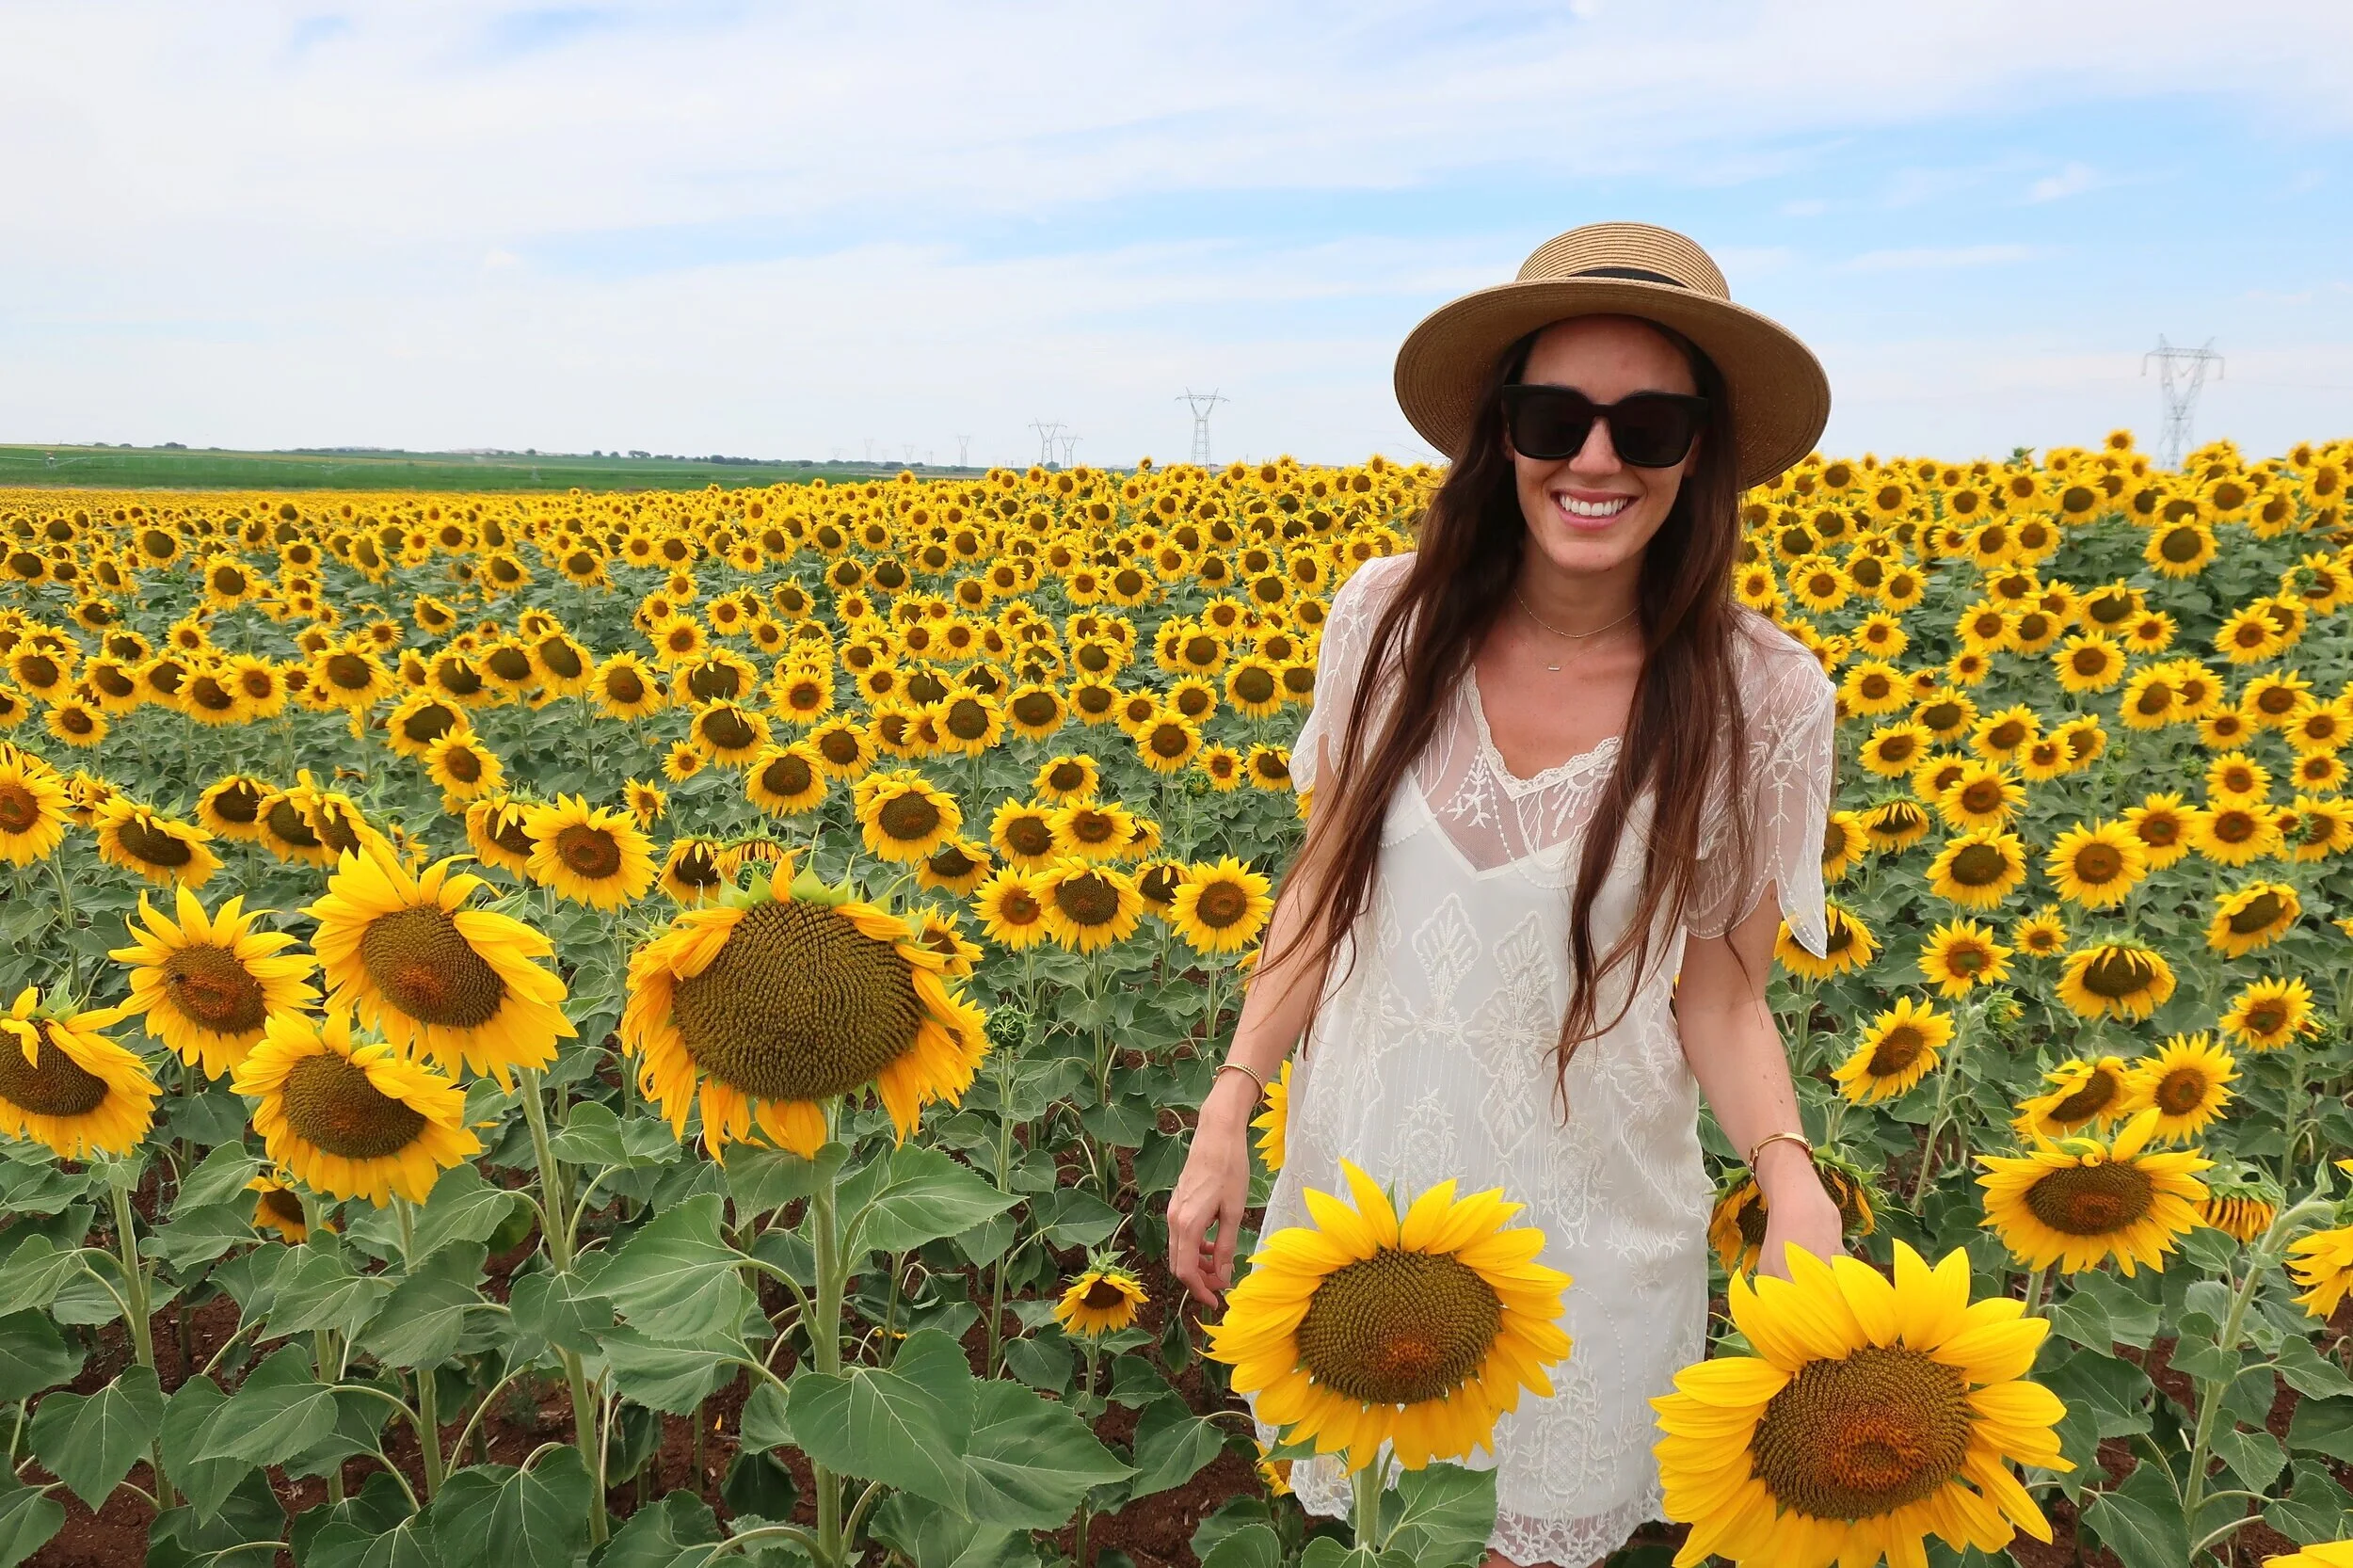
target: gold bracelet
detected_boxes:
[1747,1130,1814,1170]
[1213,1061,1268,1099]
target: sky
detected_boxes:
[3,0,2351,470]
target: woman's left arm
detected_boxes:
[1678,888,1843,1279]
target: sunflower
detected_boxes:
[2042,819,2146,908]
[1858,722,1933,778]
[1832,997,1953,1104]
[688,700,770,768]
[195,774,272,844]
[308,841,574,1085]
[1136,712,1203,775]
[463,794,538,878]
[1820,810,1866,882]
[1653,1243,2065,1568]
[2192,800,2283,867]
[0,988,158,1159]
[2056,941,2175,1021]
[626,779,668,827]
[853,769,963,864]
[424,729,504,802]
[659,838,733,904]
[2122,1033,2236,1144]
[1244,745,1293,791]
[2218,974,2318,1051]
[1038,857,1145,952]
[620,861,988,1160]
[1032,753,1101,804]
[93,799,222,889]
[2208,880,2299,957]
[2012,1056,2137,1140]
[1253,1059,1290,1173]
[1776,902,1876,980]
[1859,799,1931,852]
[1054,1259,1148,1338]
[910,908,983,978]
[918,840,993,897]
[1979,1110,2210,1276]
[1049,799,1139,863]
[232,1010,480,1206]
[2122,792,2198,870]
[744,744,827,817]
[2194,1165,2281,1244]
[247,1171,314,1242]
[523,796,658,909]
[594,653,666,720]
[255,779,336,867]
[1209,1160,1572,1471]
[2009,905,2066,960]
[663,741,705,783]
[0,752,71,865]
[1935,761,2024,831]
[972,870,1050,951]
[1170,857,1274,956]
[2286,1226,2353,1322]
[1925,829,2027,910]
[109,886,318,1078]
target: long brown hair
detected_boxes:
[1284,319,1752,1106]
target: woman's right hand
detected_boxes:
[1167,1079,1257,1307]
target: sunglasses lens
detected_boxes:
[1609,398,1698,467]
[1509,391,1594,460]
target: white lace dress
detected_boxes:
[1262,552,1836,1567]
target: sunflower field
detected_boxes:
[0,436,2351,1568]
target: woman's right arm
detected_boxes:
[1167,739,1337,1306]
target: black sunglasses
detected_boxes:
[1501,384,1709,468]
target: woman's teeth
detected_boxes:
[1556,494,1632,520]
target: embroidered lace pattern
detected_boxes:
[1256,553,1835,1566]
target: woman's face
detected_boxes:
[1507,314,1700,584]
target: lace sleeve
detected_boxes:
[1289,553,1410,796]
[1685,624,1838,955]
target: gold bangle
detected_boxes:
[1213,1062,1268,1099]
[1747,1130,1814,1170]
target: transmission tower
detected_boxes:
[1057,432,1079,467]
[955,435,970,468]
[1029,420,1064,468]
[903,442,918,466]
[2142,337,2224,470]
[1176,390,1227,467]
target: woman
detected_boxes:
[1167,222,1845,1568]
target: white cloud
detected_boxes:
[2026,160,2100,201]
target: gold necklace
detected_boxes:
[1513,589,1637,672]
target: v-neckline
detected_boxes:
[1464,666,1623,792]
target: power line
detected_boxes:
[1176,390,1227,467]
[2142,337,2223,470]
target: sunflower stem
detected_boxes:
[45,853,79,994]
[809,1116,846,1566]
[519,1069,606,1544]
[295,1190,345,1506]
[1349,1456,1384,1553]
[395,1200,446,1499]
[107,1175,175,1512]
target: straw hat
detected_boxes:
[1394,222,1830,488]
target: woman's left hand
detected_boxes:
[1754,1171,1846,1281]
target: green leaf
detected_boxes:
[0,1311,81,1402]
[2266,1458,2353,1544]
[2288,1397,2353,1462]
[145,1203,258,1271]
[2210,1422,2286,1494]
[2080,1465,2190,1568]
[1299,1540,1411,1568]
[0,1236,88,1317]
[1198,1523,1285,1568]
[488,1449,596,1568]
[199,1346,342,1466]
[149,1468,285,1568]
[787,1327,975,1510]
[598,1326,744,1416]
[407,1165,523,1262]
[158,1375,252,1519]
[868,1492,1036,1568]
[599,1193,755,1342]
[2278,1334,2353,1400]
[507,1266,615,1355]
[360,1243,490,1369]
[1029,1188,1121,1248]
[599,1489,721,1568]
[1126,1400,1224,1501]
[2041,1353,2152,1501]
[1078,1098,1151,1148]
[0,1482,65,1568]
[959,1379,1131,1528]
[725,1144,845,1220]
[2166,1329,2243,1384]
[268,1240,393,1340]
[175,1144,264,1212]
[741,1382,793,1452]
[546,1102,680,1172]
[296,1471,418,1568]
[1384,1462,1497,1568]
[28,1365,165,1510]
[844,1145,1019,1256]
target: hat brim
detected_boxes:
[1393,277,1830,489]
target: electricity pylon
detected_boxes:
[2142,337,2223,471]
[1176,390,1227,467]
[1029,421,1064,468]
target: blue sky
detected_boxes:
[2,0,2348,468]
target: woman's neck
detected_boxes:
[1514,551,1641,634]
